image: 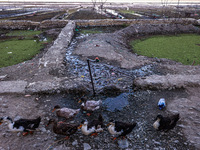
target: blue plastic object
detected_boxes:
[158,98,166,110]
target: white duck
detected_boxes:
[78,114,104,136]
[52,105,80,120]
[79,97,102,116]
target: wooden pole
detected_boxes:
[87,59,95,97]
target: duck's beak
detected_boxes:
[106,123,111,126]
[78,124,82,129]
[52,108,56,112]
[78,100,82,103]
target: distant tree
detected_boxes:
[177,0,181,18]
[161,0,169,18]
[99,0,107,10]
[91,0,97,10]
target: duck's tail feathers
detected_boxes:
[37,116,41,122]
[120,122,137,137]
[173,114,180,123]
[98,114,103,122]
[35,116,41,126]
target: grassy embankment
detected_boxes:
[130,34,200,65]
[0,30,51,68]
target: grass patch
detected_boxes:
[0,30,49,68]
[130,34,200,65]
[119,10,135,14]
[78,29,102,34]
[6,30,41,36]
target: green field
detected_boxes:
[130,34,200,65]
[0,30,50,68]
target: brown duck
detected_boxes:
[46,119,79,139]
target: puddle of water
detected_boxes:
[103,93,129,112]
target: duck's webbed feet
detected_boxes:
[86,113,91,116]
[112,137,117,141]
[65,136,69,140]
[90,132,98,136]
[22,132,29,136]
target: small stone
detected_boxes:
[2,133,6,137]
[40,127,47,132]
[25,95,31,97]
[72,140,78,146]
[2,104,8,108]
[83,143,91,150]
[17,132,21,137]
[118,139,129,149]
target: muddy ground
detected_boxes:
[0,8,200,150]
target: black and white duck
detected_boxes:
[52,105,80,120]
[107,120,137,140]
[78,114,104,136]
[79,97,102,116]
[153,114,180,132]
[0,116,41,136]
[46,119,79,139]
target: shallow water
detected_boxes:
[103,92,129,112]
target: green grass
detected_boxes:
[130,34,200,65]
[0,30,49,68]
[6,30,41,36]
[119,10,135,14]
[78,29,103,34]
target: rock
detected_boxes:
[0,81,27,94]
[40,127,47,132]
[72,140,78,146]
[2,104,8,108]
[83,143,91,150]
[17,132,21,137]
[118,139,129,149]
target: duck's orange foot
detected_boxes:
[112,137,117,141]
[29,131,34,134]
[86,113,91,116]
[90,132,98,136]
[65,136,69,140]
[22,132,29,136]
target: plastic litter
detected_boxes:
[158,98,166,110]
[95,57,100,62]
